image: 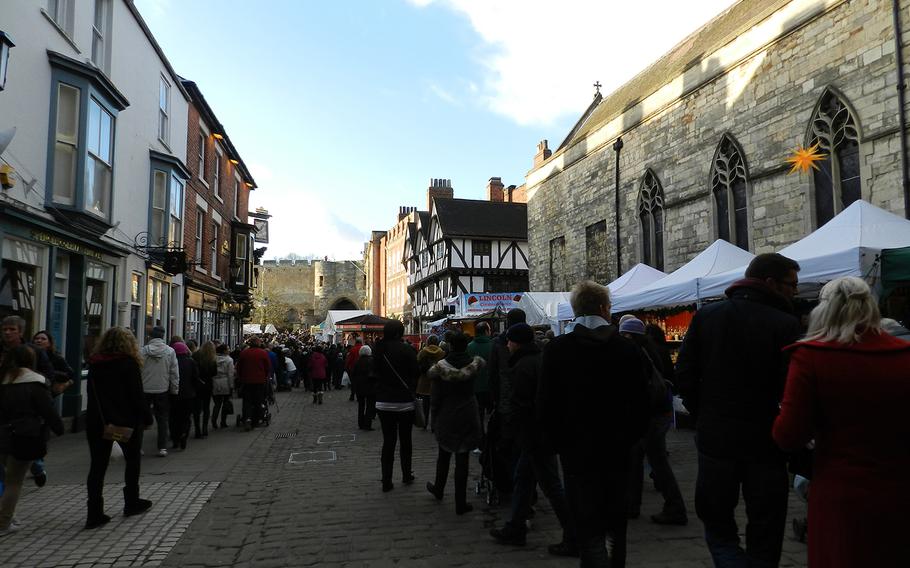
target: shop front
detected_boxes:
[184,284,244,347]
[0,209,124,418]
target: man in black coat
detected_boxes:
[539,281,650,568]
[490,322,577,557]
[676,253,801,568]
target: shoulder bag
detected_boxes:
[383,354,425,429]
[91,378,134,443]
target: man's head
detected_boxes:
[383,320,405,342]
[570,280,611,318]
[248,336,263,348]
[618,317,646,338]
[1,315,25,347]
[475,322,490,337]
[426,335,439,346]
[448,332,470,353]
[506,309,526,328]
[506,323,534,353]
[150,326,166,340]
[745,253,801,299]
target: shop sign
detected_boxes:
[30,231,103,260]
[461,293,523,315]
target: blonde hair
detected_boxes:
[570,280,611,317]
[195,340,217,368]
[93,327,142,368]
[803,277,881,344]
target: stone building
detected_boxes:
[526,0,910,290]
[255,258,366,329]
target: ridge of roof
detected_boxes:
[558,0,791,153]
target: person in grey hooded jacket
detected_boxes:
[139,326,178,457]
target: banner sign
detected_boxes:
[461,293,523,315]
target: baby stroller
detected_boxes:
[234,381,275,428]
[475,409,502,506]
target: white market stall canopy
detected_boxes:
[243,323,276,335]
[556,264,667,322]
[697,200,910,297]
[612,240,754,312]
[517,292,571,332]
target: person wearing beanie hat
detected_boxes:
[351,345,376,430]
[489,308,528,457]
[618,318,646,336]
[491,322,577,556]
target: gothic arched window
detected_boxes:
[711,134,750,250]
[638,169,665,270]
[808,89,861,227]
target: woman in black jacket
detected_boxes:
[351,345,375,430]
[192,341,217,439]
[372,321,419,492]
[170,342,198,451]
[0,345,64,534]
[84,327,153,529]
[425,332,483,515]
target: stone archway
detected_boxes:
[330,297,359,311]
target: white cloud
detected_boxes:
[408,0,738,126]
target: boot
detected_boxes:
[85,498,111,530]
[211,417,219,430]
[454,454,472,515]
[123,487,153,517]
[317,392,324,405]
[312,393,318,404]
[202,423,209,437]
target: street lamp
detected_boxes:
[0,31,15,92]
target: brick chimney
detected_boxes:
[533,140,552,167]
[508,184,527,203]
[397,206,417,221]
[486,177,505,202]
[427,178,454,211]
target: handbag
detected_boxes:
[91,377,134,443]
[383,354,426,429]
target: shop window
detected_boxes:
[203,310,215,342]
[130,273,142,336]
[185,307,200,343]
[0,260,39,337]
[808,88,862,227]
[639,169,665,271]
[83,262,109,360]
[145,277,169,339]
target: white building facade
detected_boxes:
[0,0,190,417]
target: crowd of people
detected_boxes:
[0,250,907,568]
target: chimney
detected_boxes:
[486,177,505,202]
[427,178,454,211]
[533,139,552,167]
[398,206,416,221]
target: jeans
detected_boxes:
[193,389,212,436]
[628,414,686,515]
[433,447,470,509]
[695,451,789,568]
[86,429,144,518]
[241,383,267,425]
[211,394,231,426]
[565,467,629,568]
[508,448,576,544]
[377,410,414,483]
[356,394,376,429]
[144,392,170,450]
[0,455,30,529]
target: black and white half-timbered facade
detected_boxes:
[405,198,529,329]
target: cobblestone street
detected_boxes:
[2,389,809,567]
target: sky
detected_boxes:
[134,0,737,261]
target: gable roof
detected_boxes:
[560,0,790,152]
[433,198,528,240]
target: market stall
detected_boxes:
[319,309,372,343]
[517,292,571,333]
[334,313,399,344]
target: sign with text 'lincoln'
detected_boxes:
[461,293,523,316]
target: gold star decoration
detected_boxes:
[785,143,826,174]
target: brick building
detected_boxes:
[180,79,258,346]
[526,0,910,290]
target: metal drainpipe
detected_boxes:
[893,0,910,218]
[613,136,624,278]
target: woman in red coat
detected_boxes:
[773,276,910,568]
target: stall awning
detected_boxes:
[335,313,399,331]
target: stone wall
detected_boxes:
[527,0,908,290]
[256,259,365,328]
